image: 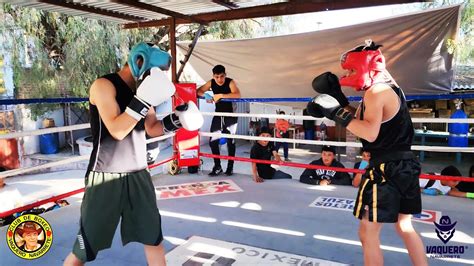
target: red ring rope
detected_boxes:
[200,153,474,182]
[0,156,176,219]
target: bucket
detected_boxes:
[76,136,93,156]
[39,133,59,154]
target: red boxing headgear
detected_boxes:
[339,40,386,91]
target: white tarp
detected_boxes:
[178,5,460,100]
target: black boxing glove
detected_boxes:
[306,100,324,118]
[311,94,353,127]
[312,72,349,108]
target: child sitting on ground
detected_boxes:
[420,165,474,199]
[250,126,292,183]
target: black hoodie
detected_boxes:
[299,158,351,185]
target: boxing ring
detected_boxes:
[0,97,473,265]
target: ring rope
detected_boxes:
[0,123,176,141]
[2,93,473,106]
[1,155,90,178]
[1,134,175,178]
[0,156,176,218]
[199,153,474,182]
[212,94,474,102]
[199,132,474,153]
[0,97,88,105]
[0,124,90,140]
[200,112,474,124]
[146,133,175,144]
[201,152,363,174]
[0,188,85,219]
[147,156,176,170]
[0,114,471,141]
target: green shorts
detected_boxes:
[72,169,163,262]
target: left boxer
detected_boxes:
[64,42,202,266]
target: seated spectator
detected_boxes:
[275,111,290,161]
[299,145,351,186]
[420,165,474,199]
[455,165,474,193]
[250,126,292,183]
[352,149,371,187]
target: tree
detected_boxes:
[1,4,166,118]
[1,3,284,119]
[423,0,473,64]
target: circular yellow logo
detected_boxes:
[6,214,53,260]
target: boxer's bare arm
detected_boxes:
[197,80,212,97]
[346,86,386,142]
[145,108,165,137]
[90,78,138,140]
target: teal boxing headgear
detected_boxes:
[128,42,171,78]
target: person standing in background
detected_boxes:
[197,65,241,176]
[275,111,291,161]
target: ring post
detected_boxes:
[173,83,201,173]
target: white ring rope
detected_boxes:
[200,112,474,124]
[0,123,91,140]
[146,133,175,144]
[199,132,474,153]
[1,155,90,178]
[0,109,471,179]
[0,113,471,141]
[202,112,321,121]
[1,133,175,179]
[411,118,474,123]
[201,132,361,147]
[0,122,174,146]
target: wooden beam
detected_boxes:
[111,0,207,25]
[123,0,426,29]
[170,17,177,83]
[177,25,205,81]
[38,0,145,22]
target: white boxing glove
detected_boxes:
[162,101,204,133]
[126,67,176,121]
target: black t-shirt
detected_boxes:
[211,77,234,113]
[299,158,351,185]
[250,142,276,179]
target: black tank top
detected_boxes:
[87,73,147,173]
[211,77,234,112]
[360,83,414,157]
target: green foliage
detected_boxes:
[0,3,283,119]
[204,19,261,40]
[2,4,163,119]
[423,0,473,64]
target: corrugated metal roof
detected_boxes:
[454,65,474,91]
[0,0,283,24]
